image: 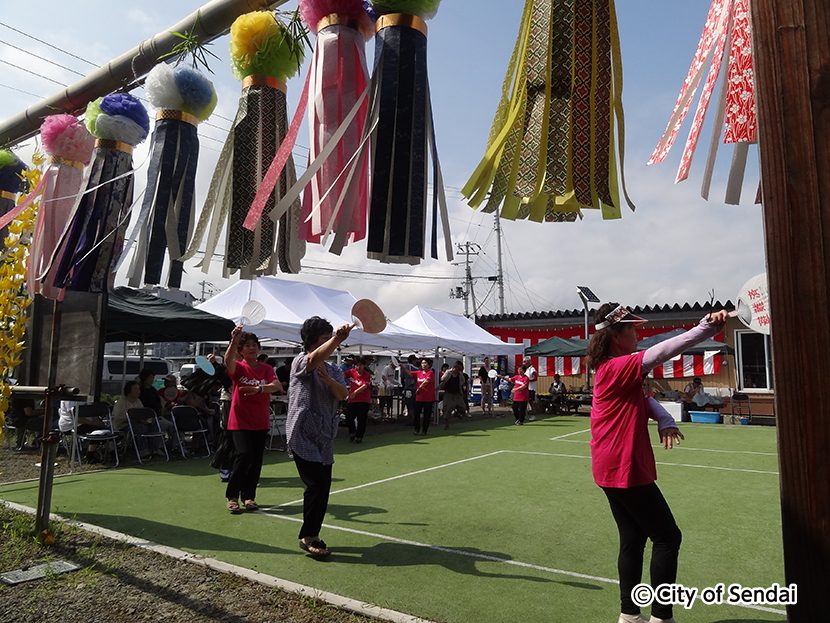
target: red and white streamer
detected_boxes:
[648,352,722,379]
[539,357,585,377]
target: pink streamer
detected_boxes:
[0,173,47,231]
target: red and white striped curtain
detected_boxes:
[539,357,585,376]
[648,352,722,379]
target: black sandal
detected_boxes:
[299,539,330,558]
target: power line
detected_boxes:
[0,21,100,67]
[0,82,43,99]
[0,58,68,87]
[0,39,86,77]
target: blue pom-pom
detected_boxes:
[100,93,150,135]
[173,67,214,109]
[0,153,27,193]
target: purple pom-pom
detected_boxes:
[0,153,27,193]
[100,93,150,135]
[362,0,380,20]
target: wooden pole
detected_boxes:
[749,0,830,617]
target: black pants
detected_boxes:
[225,429,267,502]
[413,401,434,433]
[294,455,333,539]
[602,483,682,620]
[512,400,528,423]
[346,402,370,438]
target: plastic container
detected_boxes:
[689,411,721,424]
[741,417,750,425]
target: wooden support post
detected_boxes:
[749,0,830,617]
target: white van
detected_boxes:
[102,355,173,395]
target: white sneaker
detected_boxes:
[528,415,537,421]
[618,614,649,623]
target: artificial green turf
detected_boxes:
[0,417,786,623]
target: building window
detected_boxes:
[735,330,773,391]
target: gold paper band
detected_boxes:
[242,75,287,92]
[48,156,84,171]
[317,13,361,32]
[95,139,133,155]
[0,190,15,200]
[156,109,199,127]
[376,13,428,38]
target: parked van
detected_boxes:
[101,355,173,397]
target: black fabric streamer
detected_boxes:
[52,145,134,293]
[142,118,199,289]
[367,22,431,263]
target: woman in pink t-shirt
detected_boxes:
[400,357,435,435]
[498,365,530,425]
[344,357,373,443]
[223,326,283,514]
[586,303,728,623]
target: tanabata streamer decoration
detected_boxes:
[124,64,217,290]
[463,0,634,223]
[51,93,149,293]
[647,0,756,205]
[183,11,305,278]
[28,115,95,300]
[0,151,28,242]
[366,0,452,264]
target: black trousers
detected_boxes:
[225,429,267,502]
[294,455,333,539]
[602,483,682,620]
[512,400,528,423]
[413,401,434,433]
[346,402,370,438]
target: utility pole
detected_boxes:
[455,242,480,318]
[494,212,505,314]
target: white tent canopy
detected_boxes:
[196,277,438,351]
[393,306,525,356]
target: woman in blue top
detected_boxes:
[286,316,351,558]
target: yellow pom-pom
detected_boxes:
[230,12,279,67]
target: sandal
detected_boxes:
[243,500,259,511]
[299,539,330,558]
[227,500,242,514]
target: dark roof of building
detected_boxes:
[477,300,735,323]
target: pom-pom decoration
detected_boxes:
[371,0,441,20]
[121,63,217,290]
[244,0,373,253]
[647,0,757,205]
[183,10,308,278]
[49,93,149,293]
[27,115,95,300]
[463,0,634,223]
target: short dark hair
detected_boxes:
[138,369,155,383]
[408,354,417,363]
[237,331,260,352]
[124,380,139,395]
[301,316,333,351]
[257,353,269,362]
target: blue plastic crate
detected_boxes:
[689,411,720,424]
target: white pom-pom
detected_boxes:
[145,63,185,110]
[95,115,148,146]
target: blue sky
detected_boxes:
[0,0,765,319]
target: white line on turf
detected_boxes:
[553,438,778,457]
[504,451,779,475]
[260,513,786,617]
[262,451,506,510]
[549,428,591,441]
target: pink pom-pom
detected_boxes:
[41,114,95,164]
[299,0,373,38]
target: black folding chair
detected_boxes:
[170,406,211,458]
[126,407,169,463]
[731,392,752,423]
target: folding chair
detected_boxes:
[267,408,287,451]
[731,392,752,423]
[169,406,211,458]
[126,407,169,463]
[67,403,121,470]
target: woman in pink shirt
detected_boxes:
[224,327,283,514]
[400,357,435,435]
[498,365,530,425]
[586,303,728,623]
[344,357,373,443]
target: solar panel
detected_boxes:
[576,286,600,303]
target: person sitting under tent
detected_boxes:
[550,374,566,413]
[439,361,468,429]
